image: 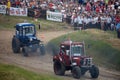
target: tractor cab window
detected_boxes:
[71,45,83,56]
[23,26,35,36]
[19,27,22,36]
[16,27,22,36]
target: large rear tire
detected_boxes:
[54,61,65,76]
[89,65,99,78]
[72,66,81,79]
[12,37,20,53]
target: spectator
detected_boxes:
[38,23,41,30]
[6,0,11,15]
[116,20,120,38]
[77,14,83,29]
[15,0,20,8]
[111,22,115,31]
[106,15,112,30]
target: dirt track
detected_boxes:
[0,30,120,80]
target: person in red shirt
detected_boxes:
[115,14,120,24]
[96,5,100,13]
[86,1,91,12]
[15,0,20,8]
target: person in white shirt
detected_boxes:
[83,16,88,29]
[73,14,78,30]
[77,14,84,29]
[106,15,112,30]
[100,15,105,30]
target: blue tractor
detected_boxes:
[12,22,45,56]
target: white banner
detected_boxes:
[46,11,62,22]
[0,5,6,14]
[10,7,27,16]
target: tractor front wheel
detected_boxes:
[39,44,45,55]
[22,47,28,57]
[54,61,65,76]
[72,66,81,79]
[12,37,20,53]
[89,65,99,78]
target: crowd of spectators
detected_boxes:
[0,0,120,33]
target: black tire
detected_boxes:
[54,61,65,76]
[12,37,20,53]
[72,66,81,79]
[39,44,45,55]
[89,65,99,78]
[22,47,28,57]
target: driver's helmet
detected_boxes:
[61,45,65,52]
[61,45,65,48]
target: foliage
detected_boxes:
[0,63,61,80]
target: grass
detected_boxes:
[0,14,71,31]
[48,29,120,70]
[0,63,61,80]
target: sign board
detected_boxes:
[0,5,6,14]
[46,11,62,22]
[10,7,27,16]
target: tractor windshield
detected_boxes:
[23,26,35,36]
[71,45,83,56]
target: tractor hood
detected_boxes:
[28,36,37,41]
[22,35,40,45]
[72,56,92,66]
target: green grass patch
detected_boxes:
[48,29,120,70]
[0,14,71,31]
[0,63,61,80]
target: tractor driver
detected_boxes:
[61,45,70,55]
[61,45,66,54]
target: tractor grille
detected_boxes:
[82,58,92,67]
[29,40,40,44]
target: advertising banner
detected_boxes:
[0,5,6,14]
[46,11,62,22]
[10,7,27,16]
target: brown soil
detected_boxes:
[0,30,120,80]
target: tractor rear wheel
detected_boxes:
[54,61,65,76]
[12,37,20,53]
[22,47,28,57]
[89,65,99,78]
[72,66,81,79]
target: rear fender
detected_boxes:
[53,55,63,63]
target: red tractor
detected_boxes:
[53,40,99,79]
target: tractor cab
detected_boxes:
[60,40,84,56]
[59,40,85,66]
[14,23,40,46]
[15,23,36,37]
[71,42,84,57]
